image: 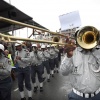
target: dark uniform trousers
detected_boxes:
[17,67,32,92]
[0,77,12,100]
[31,64,43,83]
[58,51,61,63]
[49,58,55,70]
[54,57,59,69]
[42,60,50,74]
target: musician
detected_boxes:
[53,44,59,73]
[0,44,12,100]
[47,45,55,77]
[60,28,100,100]
[41,45,51,82]
[4,49,15,81]
[30,44,44,92]
[14,43,33,100]
[58,45,62,63]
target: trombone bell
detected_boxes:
[76,26,99,49]
[53,36,60,42]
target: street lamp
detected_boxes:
[9,0,11,4]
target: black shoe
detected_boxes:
[47,79,50,82]
[40,87,43,92]
[54,70,56,73]
[28,97,33,100]
[57,70,59,73]
[21,97,26,100]
[34,86,38,92]
[43,77,46,81]
[52,74,54,77]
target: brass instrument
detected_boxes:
[0,17,99,49]
[0,33,67,45]
[52,36,65,47]
[0,16,67,37]
[53,36,60,42]
[76,26,100,49]
[0,16,69,46]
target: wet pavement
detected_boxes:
[11,71,72,100]
[11,56,72,100]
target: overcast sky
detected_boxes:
[4,0,100,37]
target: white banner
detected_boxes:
[59,11,81,31]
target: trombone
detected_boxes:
[76,26,100,49]
[0,32,67,45]
[0,16,69,46]
[0,16,99,49]
[0,16,67,37]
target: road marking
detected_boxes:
[14,88,18,92]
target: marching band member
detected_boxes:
[60,27,100,100]
[30,44,44,92]
[47,45,55,77]
[4,50,14,67]
[4,49,16,81]
[53,45,59,73]
[0,44,12,100]
[41,45,51,82]
[14,43,33,100]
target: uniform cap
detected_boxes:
[32,44,37,47]
[41,45,45,48]
[51,44,55,47]
[15,43,21,47]
[47,45,50,47]
[0,44,4,51]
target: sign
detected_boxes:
[59,11,81,31]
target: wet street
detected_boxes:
[11,56,72,100]
[11,72,72,100]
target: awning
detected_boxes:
[0,0,48,33]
